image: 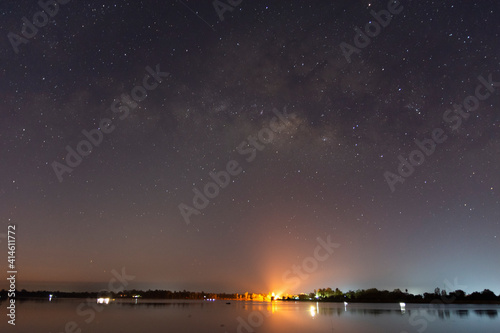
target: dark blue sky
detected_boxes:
[1,0,499,295]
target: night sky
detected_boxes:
[1,0,499,296]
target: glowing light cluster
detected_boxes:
[97,298,110,304]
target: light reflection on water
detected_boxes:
[1,299,498,333]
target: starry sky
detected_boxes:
[1,0,499,295]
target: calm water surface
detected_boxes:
[1,299,499,333]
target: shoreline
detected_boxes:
[2,297,499,305]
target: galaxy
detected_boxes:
[1,0,499,296]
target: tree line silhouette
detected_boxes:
[1,287,498,303]
[0,289,236,300]
[300,287,499,303]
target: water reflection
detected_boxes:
[310,302,499,321]
[2,299,498,333]
[110,300,220,309]
[474,309,498,318]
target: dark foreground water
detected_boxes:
[1,299,499,333]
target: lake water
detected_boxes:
[1,299,499,333]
